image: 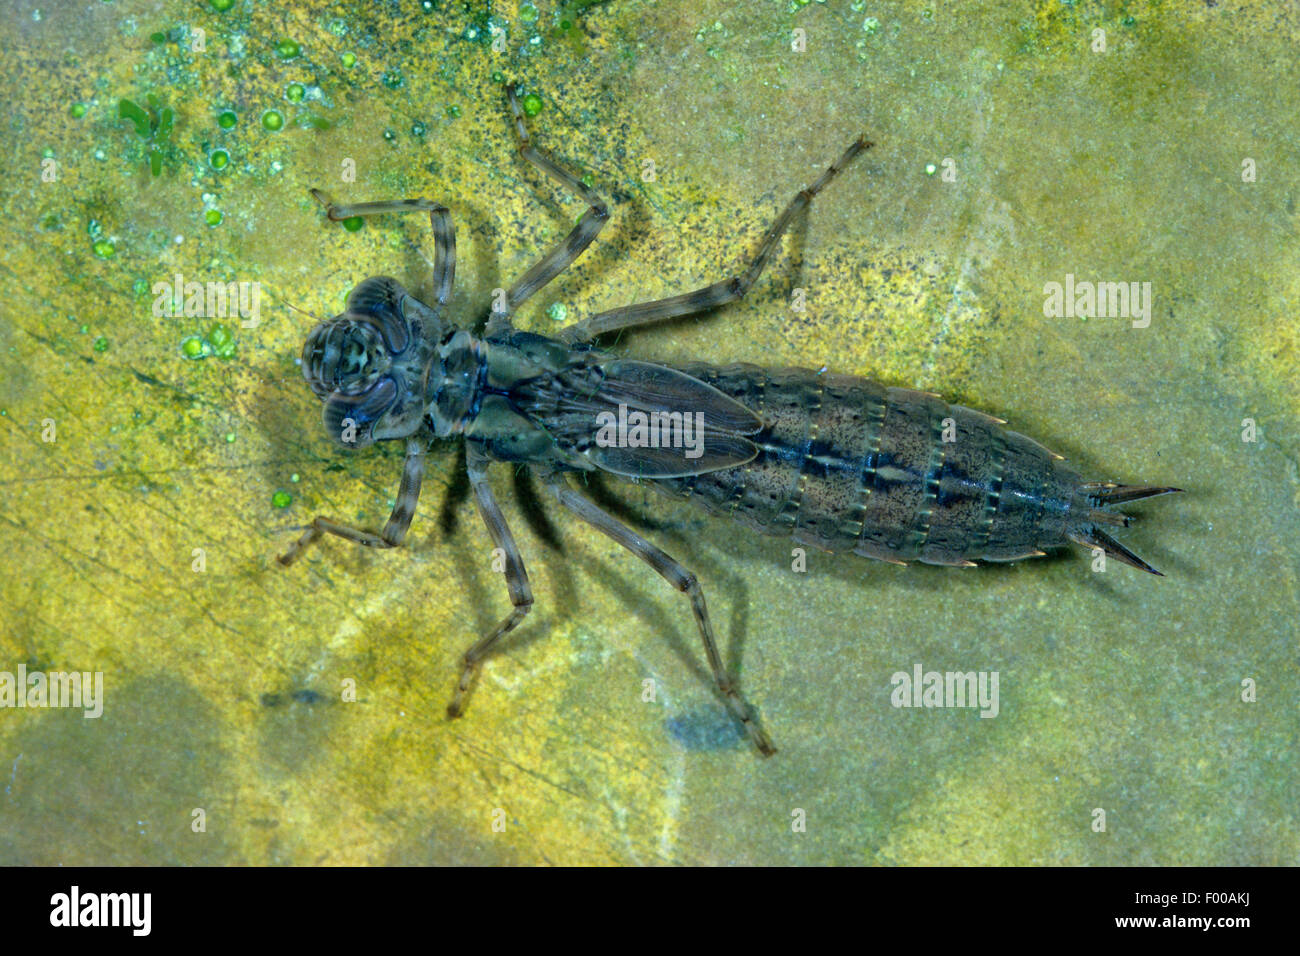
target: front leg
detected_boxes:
[446,443,535,718]
[277,435,427,565]
[309,190,457,307]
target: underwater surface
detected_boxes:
[0,0,1295,864]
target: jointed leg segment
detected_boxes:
[278,435,428,566]
[446,444,535,719]
[487,84,610,335]
[543,472,776,756]
[560,135,871,344]
[309,189,457,307]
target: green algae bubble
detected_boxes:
[411,121,426,137]
[217,110,237,129]
[520,3,538,21]
[445,104,461,119]
[70,103,87,119]
[204,209,223,227]
[341,52,356,68]
[209,0,234,11]
[92,336,109,353]
[286,83,305,103]
[208,323,235,359]
[522,93,543,117]
[225,432,236,443]
[272,490,292,509]
[262,110,284,131]
[490,71,505,84]
[181,336,206,359]
[546,302,568,322]
[209,148,230,169]
[275,39,301,60]
[92,239,115,258]
[341,216,364,232]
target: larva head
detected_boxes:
[299,277,441,449]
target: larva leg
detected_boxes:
[446,444,535,718]
[278,436,427,565]
[488,83,609,336]
[309,190,456,306]
[560,136,870,344]
[543,472,775,756]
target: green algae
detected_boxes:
[207,323,235,359]
[117,94,174,177]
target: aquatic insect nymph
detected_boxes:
[280,84,1180,756]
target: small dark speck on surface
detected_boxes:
[666,710,747,751]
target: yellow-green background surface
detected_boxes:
[1,0,1296,865]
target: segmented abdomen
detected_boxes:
[649,363,1084,566]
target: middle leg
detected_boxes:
[446,443,535,718]
[487,83,610,336]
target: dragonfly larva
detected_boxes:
[279,84,1179,756]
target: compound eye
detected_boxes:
[345,277,412,354]
[322,376,399,449]
[302,319,386,399]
